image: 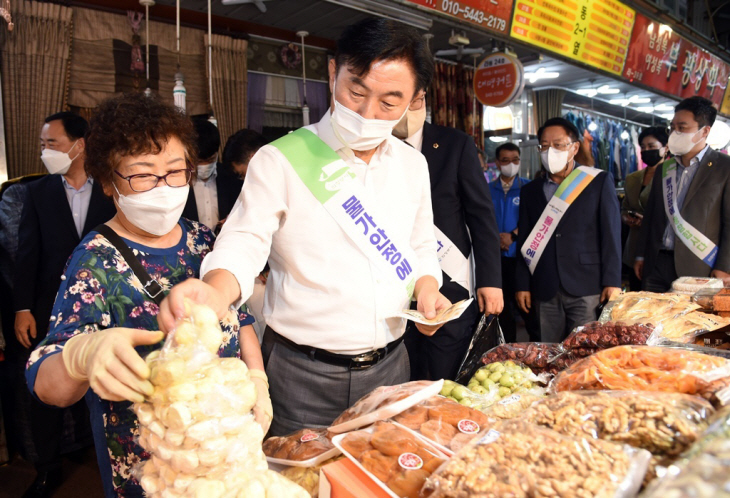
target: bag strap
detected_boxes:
[94,224,165,305]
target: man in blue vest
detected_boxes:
[489,143,537,343]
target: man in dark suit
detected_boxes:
[182,118,243,231]
[394,96,503,380]
[13,112,115,497]
[515,117,621,343]
[635,96,730,290]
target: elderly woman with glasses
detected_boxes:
[24,93,269,498]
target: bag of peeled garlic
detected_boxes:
[134,300,308,498]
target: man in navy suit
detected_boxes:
[13,112,115,497]
[515,117,621,342]
[394,96,503,380]
[182,118,244,232]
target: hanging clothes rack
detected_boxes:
[562,103,651,129]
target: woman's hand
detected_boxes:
[158,276,233,334]
[249,369,273,434]
[61,328,164,403]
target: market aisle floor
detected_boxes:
[0,446,103,498]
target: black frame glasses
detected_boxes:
[114,168,192,193]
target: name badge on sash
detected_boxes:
[661,158,718,267]
[521,166,602,274]
[434,226,471,293]
[270,128,418,298]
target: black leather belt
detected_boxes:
[272,331,403,371]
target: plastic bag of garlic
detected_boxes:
[133,300,308,498]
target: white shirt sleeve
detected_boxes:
[200,146,285,308]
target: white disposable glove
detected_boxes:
[61,327,164,403]
[249,369,273,434]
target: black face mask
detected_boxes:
[641,149,664,167]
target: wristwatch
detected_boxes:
[510,230,518,241]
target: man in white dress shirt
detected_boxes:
[159,18,449,435]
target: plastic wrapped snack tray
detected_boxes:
[263,428,340,467]
[421,419,651,498]
[640,406,730,498]
[134,300,308,498]
[328,380,443,434]
[390,396,492,456]
[522,390,714,465]
[551,345,730,407]
[672,277,724,295]
[647,311,730,342]
[332,421,449,498]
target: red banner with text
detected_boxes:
[623,13,729,108]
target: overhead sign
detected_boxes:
[623,12,730,109]
[403,0,514,35]
[510,0,635,75]
[473,52,525,107]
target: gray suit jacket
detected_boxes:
[637,148,730,278]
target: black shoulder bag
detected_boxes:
[94,224,165,305]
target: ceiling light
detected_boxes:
[322,0,432,30]
[610,95,651,106]
[577,88,599,97]
[596,85,619,95]
[620,130,630,140]
[654,103,675,111]
[524,67,560,84]
[661,113,674,119]
[588,122,598,131]
[636,106,655,112]
[489,136,508,143]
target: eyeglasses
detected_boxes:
[537,142,575,152]
[114,168,192,193]
[410,96,426,111]
[497,158,520,165]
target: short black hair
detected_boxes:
[45,111,88,141]
[537,117,580,143]
[496,143,520,158]
[675,96,717,128]
[638,126,669,146]
[192,118,221,160]
[222,129,267,167]
[335,18,434,94]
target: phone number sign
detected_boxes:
[403,0,514,35]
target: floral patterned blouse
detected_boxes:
[25,219,254,498]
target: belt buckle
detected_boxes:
[349,350,381,370]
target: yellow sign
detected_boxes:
[511,0,635,75]
[721,78,730,116]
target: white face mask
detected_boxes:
[330,81,408,151]
[41,140,79,175]
[114,184,189,236]
[197,159,217,181]
[500,162,520,178]
[668,128,705,156]
[540,147,571,175]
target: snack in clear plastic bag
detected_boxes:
[439,379,499,410]
[421,419,651,498]
[333,421,448,498]
[328,380,443,434]
[640,407,730,498]
[523,391,713,464]
[651,311,730,341]
[134,300,308,498]
[467,361,547,401]
[551,345,730,406]
[262,428,339,466]
[479,342,578,375]
[483,392,543,419]
[391,396,492,454]
[601,291,699,324]
[562,321,653,356]
[279,456,344,498]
